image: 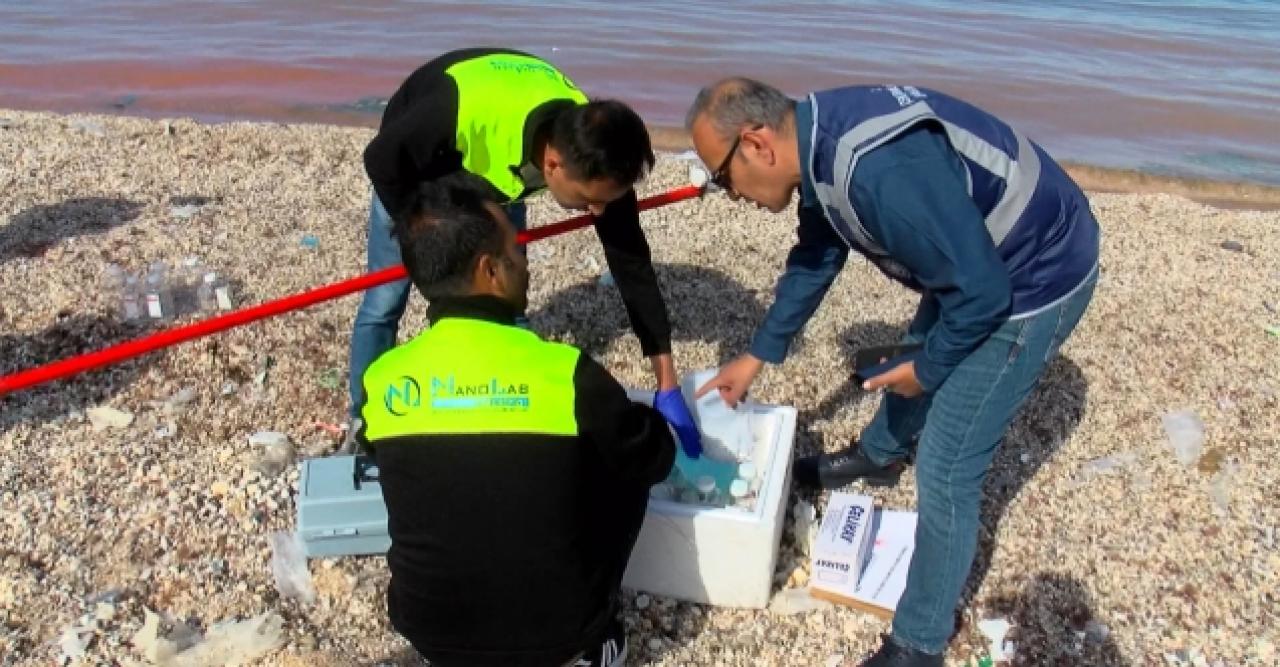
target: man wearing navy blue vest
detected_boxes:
[688,78,1099,665]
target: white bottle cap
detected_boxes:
[737,462,757,480]
[688,163,709,188]
[695,475,716,494]
[730,479,749,499]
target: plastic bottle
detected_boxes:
[197,271,234,312]
[177,256,203,314]
[122,274,143,321]
[695,475,720,506]
[729,479,751,509]
[738,461,762,494]
[143,261,175,321]
[196,272,218,312]
[104,264,142,321]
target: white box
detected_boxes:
[621,391,797,608]
[812,508,918,619]
[810,493,876,593]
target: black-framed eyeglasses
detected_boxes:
[710,133,744,191]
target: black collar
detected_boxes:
[426,295,520,326]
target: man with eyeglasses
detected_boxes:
[686,78,1099,665]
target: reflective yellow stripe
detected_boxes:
[445,54,588,201]
[362,319,580,439]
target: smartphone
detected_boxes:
[853,343,924,383]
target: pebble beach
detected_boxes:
[1,110,1277,666]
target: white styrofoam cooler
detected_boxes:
[622,391,797,608]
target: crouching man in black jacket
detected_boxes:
[356,173,675,667]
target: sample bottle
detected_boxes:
[729,479,751,509]
[143,261,175,321]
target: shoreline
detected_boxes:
[5,105,1280,211]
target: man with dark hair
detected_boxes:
[348,47,700,458]
[356,172,675,667]
[687,78,1099,665]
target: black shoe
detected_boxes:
[792,443,905,490]
[860,636,944,667]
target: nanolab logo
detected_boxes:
[383,376,422,416]
[429,375,531,411]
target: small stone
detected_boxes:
[170,204,203,219]
[94,602,116,622]
[249,431,290,448]
[1219,240,1245,252]
[647,637,663,652]
[0,118,12,129]
[70,119,105,136]
[87,406,134,431]
[210,480,230,497]
[635,594,651,610]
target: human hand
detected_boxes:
[654,388,702,458]
[694,354,764,408]
[862,361,923,398]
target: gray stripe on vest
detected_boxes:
[826,102,937,255]
[808,94,870,253]
[817,102,1041,253]
[949,125,1040,246]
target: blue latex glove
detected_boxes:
[654,388,703,459]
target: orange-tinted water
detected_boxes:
[1,1,1277,184]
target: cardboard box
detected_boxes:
[810,493,876,593]
[811,508,918,619]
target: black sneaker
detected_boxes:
[860,636,944,667]
[792,443,905,490]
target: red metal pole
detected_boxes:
[0,184,704,397]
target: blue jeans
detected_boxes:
[860,268,1097,653]
[347,192,527,418]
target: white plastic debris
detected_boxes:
[1162,409,1205,466]
[248,430,290,448]
[1209,462,1241,516]
[251,431,295,475]
[166,387,197,409]
[87,406,134,431]
[133,607,285,666]
[270,531,316,604]
[792,500,818,555]
[170,204,203,219]
[69,119,106,136]
[767,587,833,615]
[581,255,601,273]
[978,618,1014,662]
[1076,451,1139,486]
[824,654,846,667]
[0,117,12,129]
[57,616,95,662]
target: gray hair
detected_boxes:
[685,77,796,141]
